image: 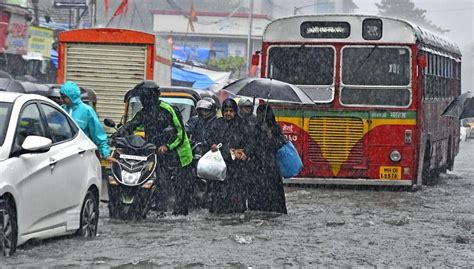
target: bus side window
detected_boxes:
[435,55,440,99]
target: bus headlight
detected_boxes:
[390,150,402,162]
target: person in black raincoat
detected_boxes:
[208,98,249,214]
[237,97,258,206]
[187,99,218,208]
[116,81,193,216]
[248,103,287,214]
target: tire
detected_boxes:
[77,190,99,238]
[0,199,17,257]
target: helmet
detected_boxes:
[135,80,160,97]
[139,80,160,90]
[202,97,218,111]
[196,99,213,110]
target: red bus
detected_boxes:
[58,28,155,123]
[254,15,461,186]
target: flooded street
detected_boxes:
[3,141,473,267]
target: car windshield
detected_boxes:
[127,96,195,124]
[0,102,12,146]
[267,46,335,102]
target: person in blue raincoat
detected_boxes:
[60,81,114,162]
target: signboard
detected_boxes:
[0,11,9,51]
[54,0,87,8]
[28,26,54,58]
[363,19,383,40]
[6,0,28,7]
[6,13,28,55]
[300,21,350,39]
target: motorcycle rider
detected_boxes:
[187,99,219,207]
[116,81,193,216]
[188,99,218,158]
[60,81,114,162]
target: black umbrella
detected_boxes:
[441,91,474,119]
[223,77,313,104]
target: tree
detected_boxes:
[207,56,245,74]
[376,0,448,34]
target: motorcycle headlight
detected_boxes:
[121,171,142,185]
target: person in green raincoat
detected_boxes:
[116,81,193,216]
[60,81,114,162]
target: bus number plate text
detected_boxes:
[379,166,401,180]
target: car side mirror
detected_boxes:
[104,118,116,128]
[21,136,52,153]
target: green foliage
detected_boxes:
[376,0,448,34]
[207,56,245,73]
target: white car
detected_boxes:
[0,92,101,256]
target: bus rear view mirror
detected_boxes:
[251,53,260,66]
[417,55,427,69]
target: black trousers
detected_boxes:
[172,164,193,215]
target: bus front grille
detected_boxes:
[308,117,364,165]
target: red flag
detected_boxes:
[188,1,197,32]
[104,0,109,16]
[113,0,129,17]
[189,1,197,22]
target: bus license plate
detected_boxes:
[379,166,401,180]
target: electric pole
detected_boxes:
[246,0,254,75]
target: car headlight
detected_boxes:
[121,171,141,185]
[390,150,402,162]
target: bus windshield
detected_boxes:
[267,46,335,102]
[342,46,411,86]
[341,46,411,107]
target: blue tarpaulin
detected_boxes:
[172,66,214,89]
[51,49,58,68]
[171,64,231,91]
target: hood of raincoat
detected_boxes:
[60,81,82,108]
[238,97,253,118]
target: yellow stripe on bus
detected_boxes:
[276,116,416,176]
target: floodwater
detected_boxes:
[3,142,474,267]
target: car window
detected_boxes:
[0,102,13,146]
[15,103,46,146]
[40,104,76,143]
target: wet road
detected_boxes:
[4,141,474,267]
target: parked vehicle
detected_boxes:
[461,118,474,141]
[105,131,158,220]
[57,28,156,124]
[0,92,101,256]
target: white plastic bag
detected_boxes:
[197,143,227,181]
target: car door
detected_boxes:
[38,103,93,230]
[10,102,63,235]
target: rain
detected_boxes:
[1,0,473,267]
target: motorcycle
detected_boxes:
[107,135,158,220]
